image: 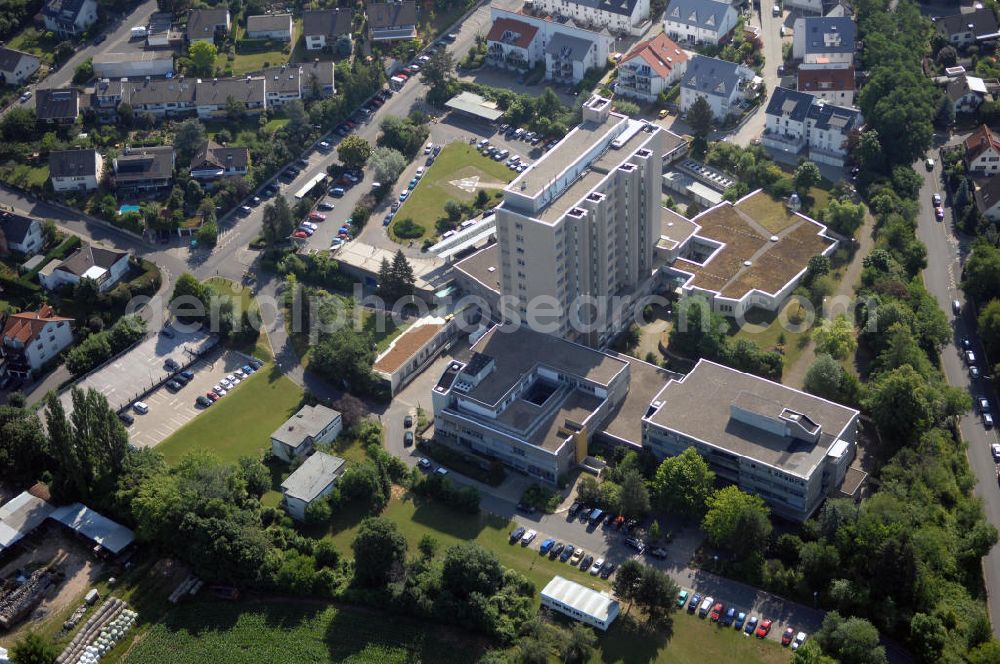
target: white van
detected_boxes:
[460,219,478,230]
[699,597,714,618]
[442,230,457,239]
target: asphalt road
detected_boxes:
[916,137,1000,638]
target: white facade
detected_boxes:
[51,151,103,192]
[966,126,1000,175]
[1,308,74,377]
[615,34,688,102]
[93,53,174,79]
[785,0,823,14]
[373,314,465,396]
[43,0,98,36]
[531,0,650,35]
[679,56,756,120]
[540,576,621,630]
[280,452,345,521]
[0,217,44,254]
[792,17,855,64]
[246,14,293,40]
[663,0,738,46]
[0,49,41,86]
[270,405,343,462]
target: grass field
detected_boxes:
[154,368,303,465]
[732,300,811,371]
[205,276,272,359]
[216,20,301,76]
[0,163,50,189]
[390,143,511,243]
[123,601,486,664]
[6,27,57,64]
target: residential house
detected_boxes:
[270,404,343,462]
[190,77,266,118]
[42,0,98,37]
[0,212,44,255]
[367,1,417,42]
[0,305,73,378]
[49,149,103,192]
[792,16,856,64]
[531,0,650,36]
[616,33,688,102]
[797,64,854,105]
[642,358,860,522]
[34,88,79,125]
[785,0,823,15]
[679,54,756,120]
[965,124,1000,175]
[146,12,183,47]
[246,14,293,41]
[762,86,862,166]
[663,0,738,46]
[188,140,249,181]
[300,61,337,99]
[302,9,352,52]
[975,177,1000,222]
[38,244,130,292]
[947,74,990,114]
[93,52,174,79]
[279,452,346,521]
[0,48,40,86]
[186,8,230,44]
[112,146,175,193]
[935,8,999,48]
[485,8,613,84]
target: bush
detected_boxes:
[411,472,480,513]
[65,315,146,376]
[392,217,424,239]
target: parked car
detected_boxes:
[309,212,327,222]
[165,380,182,392]
[677,590,689,608]
[972,366,982,380]
[745,616,759,635]
[792,632,807,650]
[979,396,991,413]
[510,526,526,542]
[212,384,226,396]
[196,395,212,407]
[165,358,180,371]
[782,627,795,646]
[318,200,335,211]
[709,602,724,622]
[735,612,747,630]
[404,414,413,427]
[688,593,701,613]
[160,326,175,338]
[418,458,432,469]
[403,431,414,446]
[698,597,714,618]
[560,544,575,562]
[587,557,603,575]
[521,529,537,546]
[723,607,736,626]
[991,443,1000,461]
[330,187,346,197]
[569,548,585,565]
[118,411,134,425]
[648,547,668,559]
[206,392,219,402]
[756,619,773,638]
[568,502,581,517]
[984,412,994,428]
[133,401,149,414]
[539,538,555,554]
[625,537,645,554]
[434,467,448,476]
[549,542,564,559]
[600,562,616,579]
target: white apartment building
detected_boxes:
[49,149,103,192]
[0,305,74,378]
[270,404,343,462]
[663,0,738,46]
[762,87,862,167]
[966,124,1000,176]
[280,452,345,521]
[797,64,855,105]
[679,55,756,120]
[530,0,650,36]
[642,359,860,522]
[616,33,688,102]
[0,213,44,255]
[792,16,856,64]
[431,324,632,484]
[495,95,671,347]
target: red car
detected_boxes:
[710,603,724,622]
[206,392,219,402]
[756,619,773,638]
[291,230,308,239]
[308,212,326,222]
[934,206,944,221]
[781,627,795,646]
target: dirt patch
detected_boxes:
[0,531,105,643]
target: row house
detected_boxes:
[530,0,650,36]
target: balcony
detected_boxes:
[761,128,806,153]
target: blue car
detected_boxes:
[735,612,747,630]
[539,538,555,554]
[560,544,574,562]
[330,187,346,197]
[688,594,701,613]
[722,607,736,626]
[241,364,254,375]
[180,370,194,381]
[745,616,758,635]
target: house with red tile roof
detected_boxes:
[965,124,1000,176]
[486,16,540,71]
[797,64,854,105]
[616,33,688,101]
[1,305,73,377]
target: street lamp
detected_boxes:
[813,591,818,607]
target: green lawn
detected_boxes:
[0,163,50,189]
[263,117,290,132]
[218,19,300,76]
[390,143,511,243]
[204,276,272,359]
[154,368,303,465]
[6,27,57,64]
[122,601,487,664]
[733,300,811,373]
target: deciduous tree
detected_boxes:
[352,517,407,587]
[337,135,373,170]
[652,447,715,517]
[702,485,772,559]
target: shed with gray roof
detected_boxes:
[280,452,346,521]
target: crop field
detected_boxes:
[122,600,488,663]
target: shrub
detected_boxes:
[393,217,424,239]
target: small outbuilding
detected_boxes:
[280,452,346,521]
[270,404,343,462]
[48,502,135,555]
[445,91,503,122]
[540,576,620,631]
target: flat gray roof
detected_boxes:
[280,452,346,502]
[646,359,859,477]
[0,491,53,552]
[465,325,629,406]
[270,404,341,449]
[600,355,676,445]
[446,91,503,121]
[49,502,134,554]
[454,243,501,296]
[541,576,619,623]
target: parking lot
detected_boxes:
[125,348,260,448]
[59,327,215,416]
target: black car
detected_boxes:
[165,380,182,392]
[173,373,190,385]
[549,542,564,559]
[196,395,212,407]
[510,526,526,543]
[94,34,107,44]
[249,358,264,369]
[164,358,180,371]
[403,431,414,446]
[403,414,413,428]
[581,554,594,570]
[516,502,537,515]
[568,502,581,517]
[118,412,135,426]
[600,562,616,579]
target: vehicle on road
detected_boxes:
[756,619,773,638]
[510,526,525,542]
[403,414,413,427]
[984,412,994,428]
[935,207,944,221]
[926,158,935,170]
[932,192,942,206]
[568,502,581,517]
[648,547,668,559]
[991,444,1000,461]
[118,412,134,425]
[133,401,149,414]
[782,627,795,646]
[521,529,537,545]
[418,458,431,469]
[434,467,448,477]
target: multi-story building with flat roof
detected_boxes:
[642,359,860,521]
[495,95,679,347]
[431,324,632,484]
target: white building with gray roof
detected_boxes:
[531,0,650,35]
[280,452,346,521]
[663,0,738,45]
[0,47,40,86]
[680,54,756,120]
[541,576,621,630]
[642,359,860,521]
[271,404,343,462]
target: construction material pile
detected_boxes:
[0,568,55,629]
[56,598,136,664]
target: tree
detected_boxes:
[822,197,865,237]
[0,401,49,485]
[174,119,206,164]
[378,116,429,158]
[196,220,218,247]
[379,249,415,303]
[10,632,58,664]
[561,623,597,664]
[634,565,680,626]
[72,58,94,84]
[670,296,728,360]
[814,612,887,664]
[188,40,217,76]
[262,195,294,245]
[964,242,1000,305]
[791,640,835,664]
[337,135,373,170]
[576,475,600,505]
[442,542,504,598]
[979,300,1000,365]
[598,480,622,515]
[688,95,713,139]
[804,353,853,402]
[311,327,376,393]
[171,272,211,317]
[421,48,457,106]
[351,517,407,586]
[794,161,821,192]
[652,448,715,517]
[370,146,408,183]
[909,613,947,664]
[863,364,936,450]
[619,470,650,519]
[611,559,644,608]
[813,315,857,360]
[444,199,463,222]
[1,107,36,142]
[702,485,772,559]
[236,456,270,498]
[225,96,247,121]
